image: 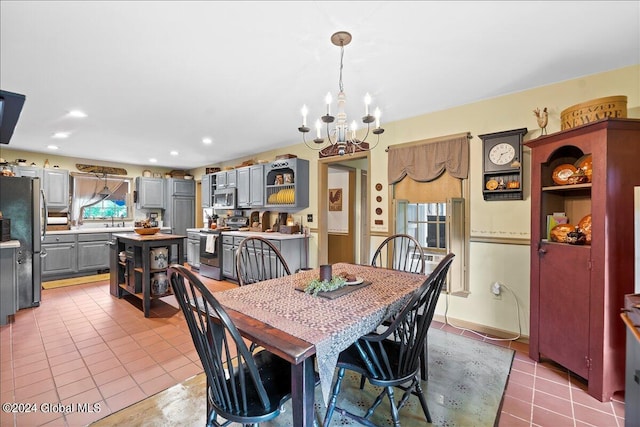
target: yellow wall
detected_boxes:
[3,65,638,336]
[195,65,640,337]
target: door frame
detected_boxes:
[317,151,370,265]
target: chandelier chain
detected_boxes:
[338,44,345,94]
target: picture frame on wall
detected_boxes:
[329,188,343,211]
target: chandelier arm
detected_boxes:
[301,132,325,151]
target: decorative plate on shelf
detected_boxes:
[485,179,499,190]
[552,164,577,185]
[578,214,592,244]
[575,154,593,182]
[550,223,574,243]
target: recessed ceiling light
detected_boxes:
[47,145,59,150]
[52,132,70,139]
[68,110,87,118]
[202,137,213,144]
[170,150,179,156]
[149,158,157,163]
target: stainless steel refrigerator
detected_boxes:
[0,175,44,308]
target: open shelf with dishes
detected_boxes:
[264,158,309,210]
[482,171,522,200]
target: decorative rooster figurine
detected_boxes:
[533,107,548,135]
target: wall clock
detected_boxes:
[479,128,528,201]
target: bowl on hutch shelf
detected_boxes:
[134,227,160,235]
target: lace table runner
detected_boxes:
[214,263,427,403]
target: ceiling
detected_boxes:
[1,1,638,169]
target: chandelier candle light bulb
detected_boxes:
[364,93,371,116]
[301,105,308,127]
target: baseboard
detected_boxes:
[433,313,529,344]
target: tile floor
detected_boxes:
[0,271,626,427]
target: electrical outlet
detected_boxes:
[307,214,313,222]
[491,282,502,299]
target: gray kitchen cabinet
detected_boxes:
[77,233,111,272]
[264,158,309,211]
[221,235,242,281]
[169,178,195,197]
[135,177,165,209]
[250,165,265,207]
[43,168,69,209]
[201,173,213,208]
[42,234,77,277]
[215,170,237,189]
[187,231,200,268]
[164,179,195,235]
[13,165,43,179]
[0,245,19,325]
[164,179,195,263]
[238,164,265,208]
[221,233,308,281]
[236,168,250,207]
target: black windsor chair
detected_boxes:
[371,234,426,274]
[323,253,455,427]
[236,236,292,286]
[168,264,296,427]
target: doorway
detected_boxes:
[317,152,370,265]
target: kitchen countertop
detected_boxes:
[47,227,171,235]
[0,240,20,249]
[186,228,307,240]
[222,230,308,240]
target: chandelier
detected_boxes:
[298,31,384,157]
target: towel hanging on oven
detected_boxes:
[205,235,217,254]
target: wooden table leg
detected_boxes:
[291,357,316,427]
[142,245,151,318]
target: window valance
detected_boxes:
[387,133,470,184]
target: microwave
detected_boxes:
[213,188,236,209]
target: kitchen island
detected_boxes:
[110,232,185,317]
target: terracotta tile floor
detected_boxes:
[0,271,626,427]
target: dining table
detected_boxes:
[213,262,428,427]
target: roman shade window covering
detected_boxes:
[387,133,470,185]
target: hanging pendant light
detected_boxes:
[298,31,384,157]
[98,173,111,197]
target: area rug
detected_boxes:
[91,328,514,426]
[42,273,110,289]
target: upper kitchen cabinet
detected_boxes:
[215,170,237,189]
[12,165,43,179]
[135,177,165,209]
[43,168,69,209]
[237,164,264,208]
[201,173,215,208]
[167,178,195,197]
[264,158,309,211]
